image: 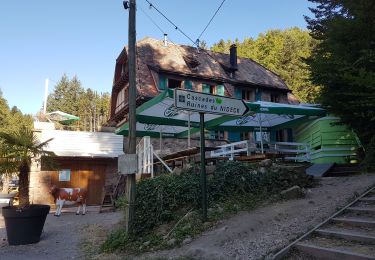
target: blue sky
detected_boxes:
[0,0,314,114]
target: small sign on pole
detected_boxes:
[118,154,138,175]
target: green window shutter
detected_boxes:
[184,80,193,90]
[216,85,225,96]
[159,75,167,90]
[202,84,210,93]
[234,87,242,99]
[255,89,262,101]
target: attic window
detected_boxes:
[183,55,200,71]
[168,78,182,89]
[271,93,280,103]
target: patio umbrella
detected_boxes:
[47,111,80,125]
[210,101,326,153]
[115,90,245,145]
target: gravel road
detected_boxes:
[138,174,375,260]
[0,209,122,260]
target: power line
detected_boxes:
[197,0,227,41]
[144,0,196,46]
[140,0,227,74]
[138,4,165,35]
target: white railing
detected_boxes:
[136,136,173,178]
[136,136,154,178]
[211,140,311,162]
[210,140,251,160]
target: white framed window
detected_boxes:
[59,169,71,182]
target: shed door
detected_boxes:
[86,165,106,205]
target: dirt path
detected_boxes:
[0,210,122,260]
[138,174,375,260]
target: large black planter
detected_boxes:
[2,204,50,245]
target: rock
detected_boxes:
[182,236,192,244]
[206,165,216,174]
[155,223,170,235]
[187,248,205,258]
[167,238,177,246]
[143,241,150,246]
[280,185,304,200]
[182,223,192,231]
[172,167,182,175]
[259,159,273,168]
[259,167,267,174]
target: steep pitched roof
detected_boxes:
[131,37,288,98]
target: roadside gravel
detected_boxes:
[138,174,375,260]
[0,210,122,260]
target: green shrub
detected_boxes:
[104,161,313,253]
[130,161,312,235]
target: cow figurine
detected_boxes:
[50,185,87,216]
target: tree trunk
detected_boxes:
[18,160,30,207]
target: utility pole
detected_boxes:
[43,78,49,115]
[199,112,207,221]
[124,0,137,234]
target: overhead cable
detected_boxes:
[144,0,196,45]
[197,0,227,41]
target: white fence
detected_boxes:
[136,136,154,178]
[210,140,311,162]
[136,136,172,178]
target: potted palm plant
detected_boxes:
[0,126,54,245]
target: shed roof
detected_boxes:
[39,130,124,158]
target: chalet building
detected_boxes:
[109,37,296,143]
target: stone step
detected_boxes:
[359,197,375,203]
[315,229,375,244]
[295,242,375,260]
[330,167,360,172]
[346,207,375,214]
[331,217,375,227]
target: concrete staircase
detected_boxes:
[326,164,361,177]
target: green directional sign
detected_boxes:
[174,89,249,116]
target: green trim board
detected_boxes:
[116,122,185,137]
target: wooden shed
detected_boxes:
[30,125,124,206]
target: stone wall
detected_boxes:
[29,159,54,205]
[123,137,228,155]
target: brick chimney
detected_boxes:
[230,44,238,71]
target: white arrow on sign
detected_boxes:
[174,89,249,116]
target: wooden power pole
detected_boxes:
[125,0,137,234]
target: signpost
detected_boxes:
[174,89,249,221]
[174,89,249,116]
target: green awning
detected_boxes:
[115,90,249,137]
[116,90,326,137]
[210,101,326,131]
